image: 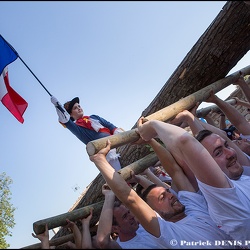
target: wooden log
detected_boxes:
[21,225,99,249]
[33,201,104,235]
[86,128,139,157]
[86,65,250,156]
[32,151,158,236]
[21,234,74,249]
[196,99,236,118]
[118,152,159,180]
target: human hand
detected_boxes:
[205,89,218,103]
[101,183,114,197]
[169,110,192,126]
[50,95,60,106]
[32,224,49,243]
[126,170,141,184]
[89,140,111,163]
[136,117,157,141]
[189,102,200,117]
[81,208,93,225]
[64,219,78,232]
[233,71,246,86]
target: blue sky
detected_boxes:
[1,1,249,248]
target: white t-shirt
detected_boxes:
[148,191,233,249]
[197,174,250,246]
[116,224,166,249]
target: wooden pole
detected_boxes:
[21,234,74,249]
[86,65,250,156]
[33,201,104,235]
[196,99,237,118]
[32,151,158,237]
[118,152,159,180]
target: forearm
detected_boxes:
[210,96,248,132]
[144,120,230,188]
[219,114,226,130]
[81,223,93,249]
[136,172,160,188]
[148,138,196,192]
[237,78,250,103]
[41,240,50,249]
[72,225,82,249]
[234,98,250,109]
[96,194,116,247]
[91,156,133,204]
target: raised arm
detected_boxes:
[32,224,50,249]
[205,90,250,136]
[80,209,94,249]
[89,141,161,238]
[233,73,250,103]
[147,138,197,192]
[137,117,230,189]
[95,184,121,249]
[171,108,250,167]
[65,219,82,249]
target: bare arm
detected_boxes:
[80,209,94,249]
[137,118,230,189]
[171,109,250,167]
[147,138,197,192]
[32,224,50,249]
[141,168,170,189]
[233,97,250,109]
[89,141,161,238]
[205,90,250,136]
[218,113,227,130]
[95,184,121,249]
[233,73,250,103]
[65,219,82,249]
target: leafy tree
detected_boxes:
[0,172,16,249]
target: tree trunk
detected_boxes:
[51,1,250,241]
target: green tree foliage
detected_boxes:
[0,172,16,249]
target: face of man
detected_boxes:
[113,204,139,235]
[71,103,84,120]
[146,187,185,222]
[201,133,243,180]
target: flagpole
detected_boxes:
[16,56,52,96]
[0,34,52,96]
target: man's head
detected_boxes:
[112,201,139,238]
[137,184,185,222]
[64,97,83,121]
[195,130,243,180]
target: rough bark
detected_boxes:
[50,1,250,241]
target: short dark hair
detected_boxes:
[195,129,213,142]
[138,184,157,201]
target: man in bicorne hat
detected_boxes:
[51,95,123,170]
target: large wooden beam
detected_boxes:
[86,65,250,156]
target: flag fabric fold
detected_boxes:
[0,67,28,123]
[0,35,18,75]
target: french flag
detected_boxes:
[0,35,28,123]
[0,67,28,123]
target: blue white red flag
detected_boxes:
[0,35,18,75]
[0,67,28,123]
